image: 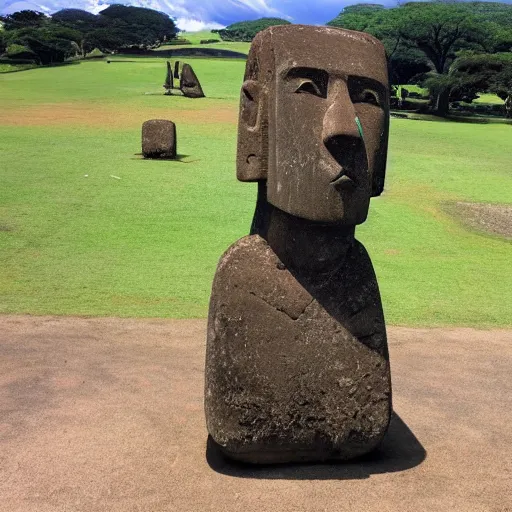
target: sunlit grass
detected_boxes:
[0,63,37,73]
[158,30,250,54]
[1,59,511,326]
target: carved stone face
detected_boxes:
[237,25,389,225]
[180,64,205,98]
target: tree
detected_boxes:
[98,4,177,47]
[0,31,6,54]
[4,26,78,64]
[217,18,291,42]
[327,4,430,86]
[421,52,512,114]
[52,9,98,29]
[1,10,48,31]
[327,4,386,33]
[84,27,136,53]
[327,2,507,115]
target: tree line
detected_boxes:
[218,2,512,116]
[0,5,177,65]
[329,2,512,115]
[212,18,291,41]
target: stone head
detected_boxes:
[237,25,390,225]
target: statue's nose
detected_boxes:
[322,82,363,173]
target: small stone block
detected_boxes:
[142,119,177,159]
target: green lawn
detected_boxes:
[400,85,503,105]
[1,59,511,326]
[179,30,221,44]
[474,93,505,105]
[0,63,37,73]
[157,31,251,54]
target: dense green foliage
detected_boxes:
[215,17,291,42]
[423,52,512,106]
[0,6,177,63]
[2,25,81,64]
[0,58,511,325]
[327,2,512,115]
[1,9,47,30]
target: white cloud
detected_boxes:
[84,0,110,15]
[175,17,224,32]
[228,0,281,15]
[0,0,356,25]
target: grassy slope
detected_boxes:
[179,31,221,44]
[401,86,503,105]
[0,63,38,73]
[157,31,251,54]
[0,59,511,326]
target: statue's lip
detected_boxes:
[330,171,357,190]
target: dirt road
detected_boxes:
[1,315,511,512]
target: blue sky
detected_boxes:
[1,0,512,31]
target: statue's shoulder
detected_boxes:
[215,234,276,275]
[211,235,312,317]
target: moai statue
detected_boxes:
[179,63,205,98]
[174,60,180,80]
[205,25,392,464]
[141,119,177,159]
[163,61,173,95]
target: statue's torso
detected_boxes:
[205,235,391,463]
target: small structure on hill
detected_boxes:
[205,25,392,464]
[142,119,177,159]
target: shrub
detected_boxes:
[6,43,30,54]
[167,37,191,45]
[85,47,105,59]
[4,43,37,61]
[218,18,291,42]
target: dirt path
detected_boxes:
[0,103,237,128]
[1,315,511,512]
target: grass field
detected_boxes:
[157,30,251,54]
[179,30,221,43]
[1,57,511,326]
[0,63,38,73]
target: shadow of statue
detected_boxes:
[206,412,425,480]
[132,153,195,162]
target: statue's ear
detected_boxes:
[237,80,268,181]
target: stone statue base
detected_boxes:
[142,120,177,160]
[205,235,391,464]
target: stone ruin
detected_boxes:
[204,25,392,464]
[163,61,173,95]
[141,119,177,159]
[163,61,205,98]
[180,63,205,98]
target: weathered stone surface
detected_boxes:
[142,119,177,159]
[236,25,389,223]
[180,64,205,98]
[206,234,391,463]
[205,25,392,464]
[163,61,173,94]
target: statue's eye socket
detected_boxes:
[295,79,324,97]
[348,76,385,108]
[358,89,380,106]
[286,68,328,98]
